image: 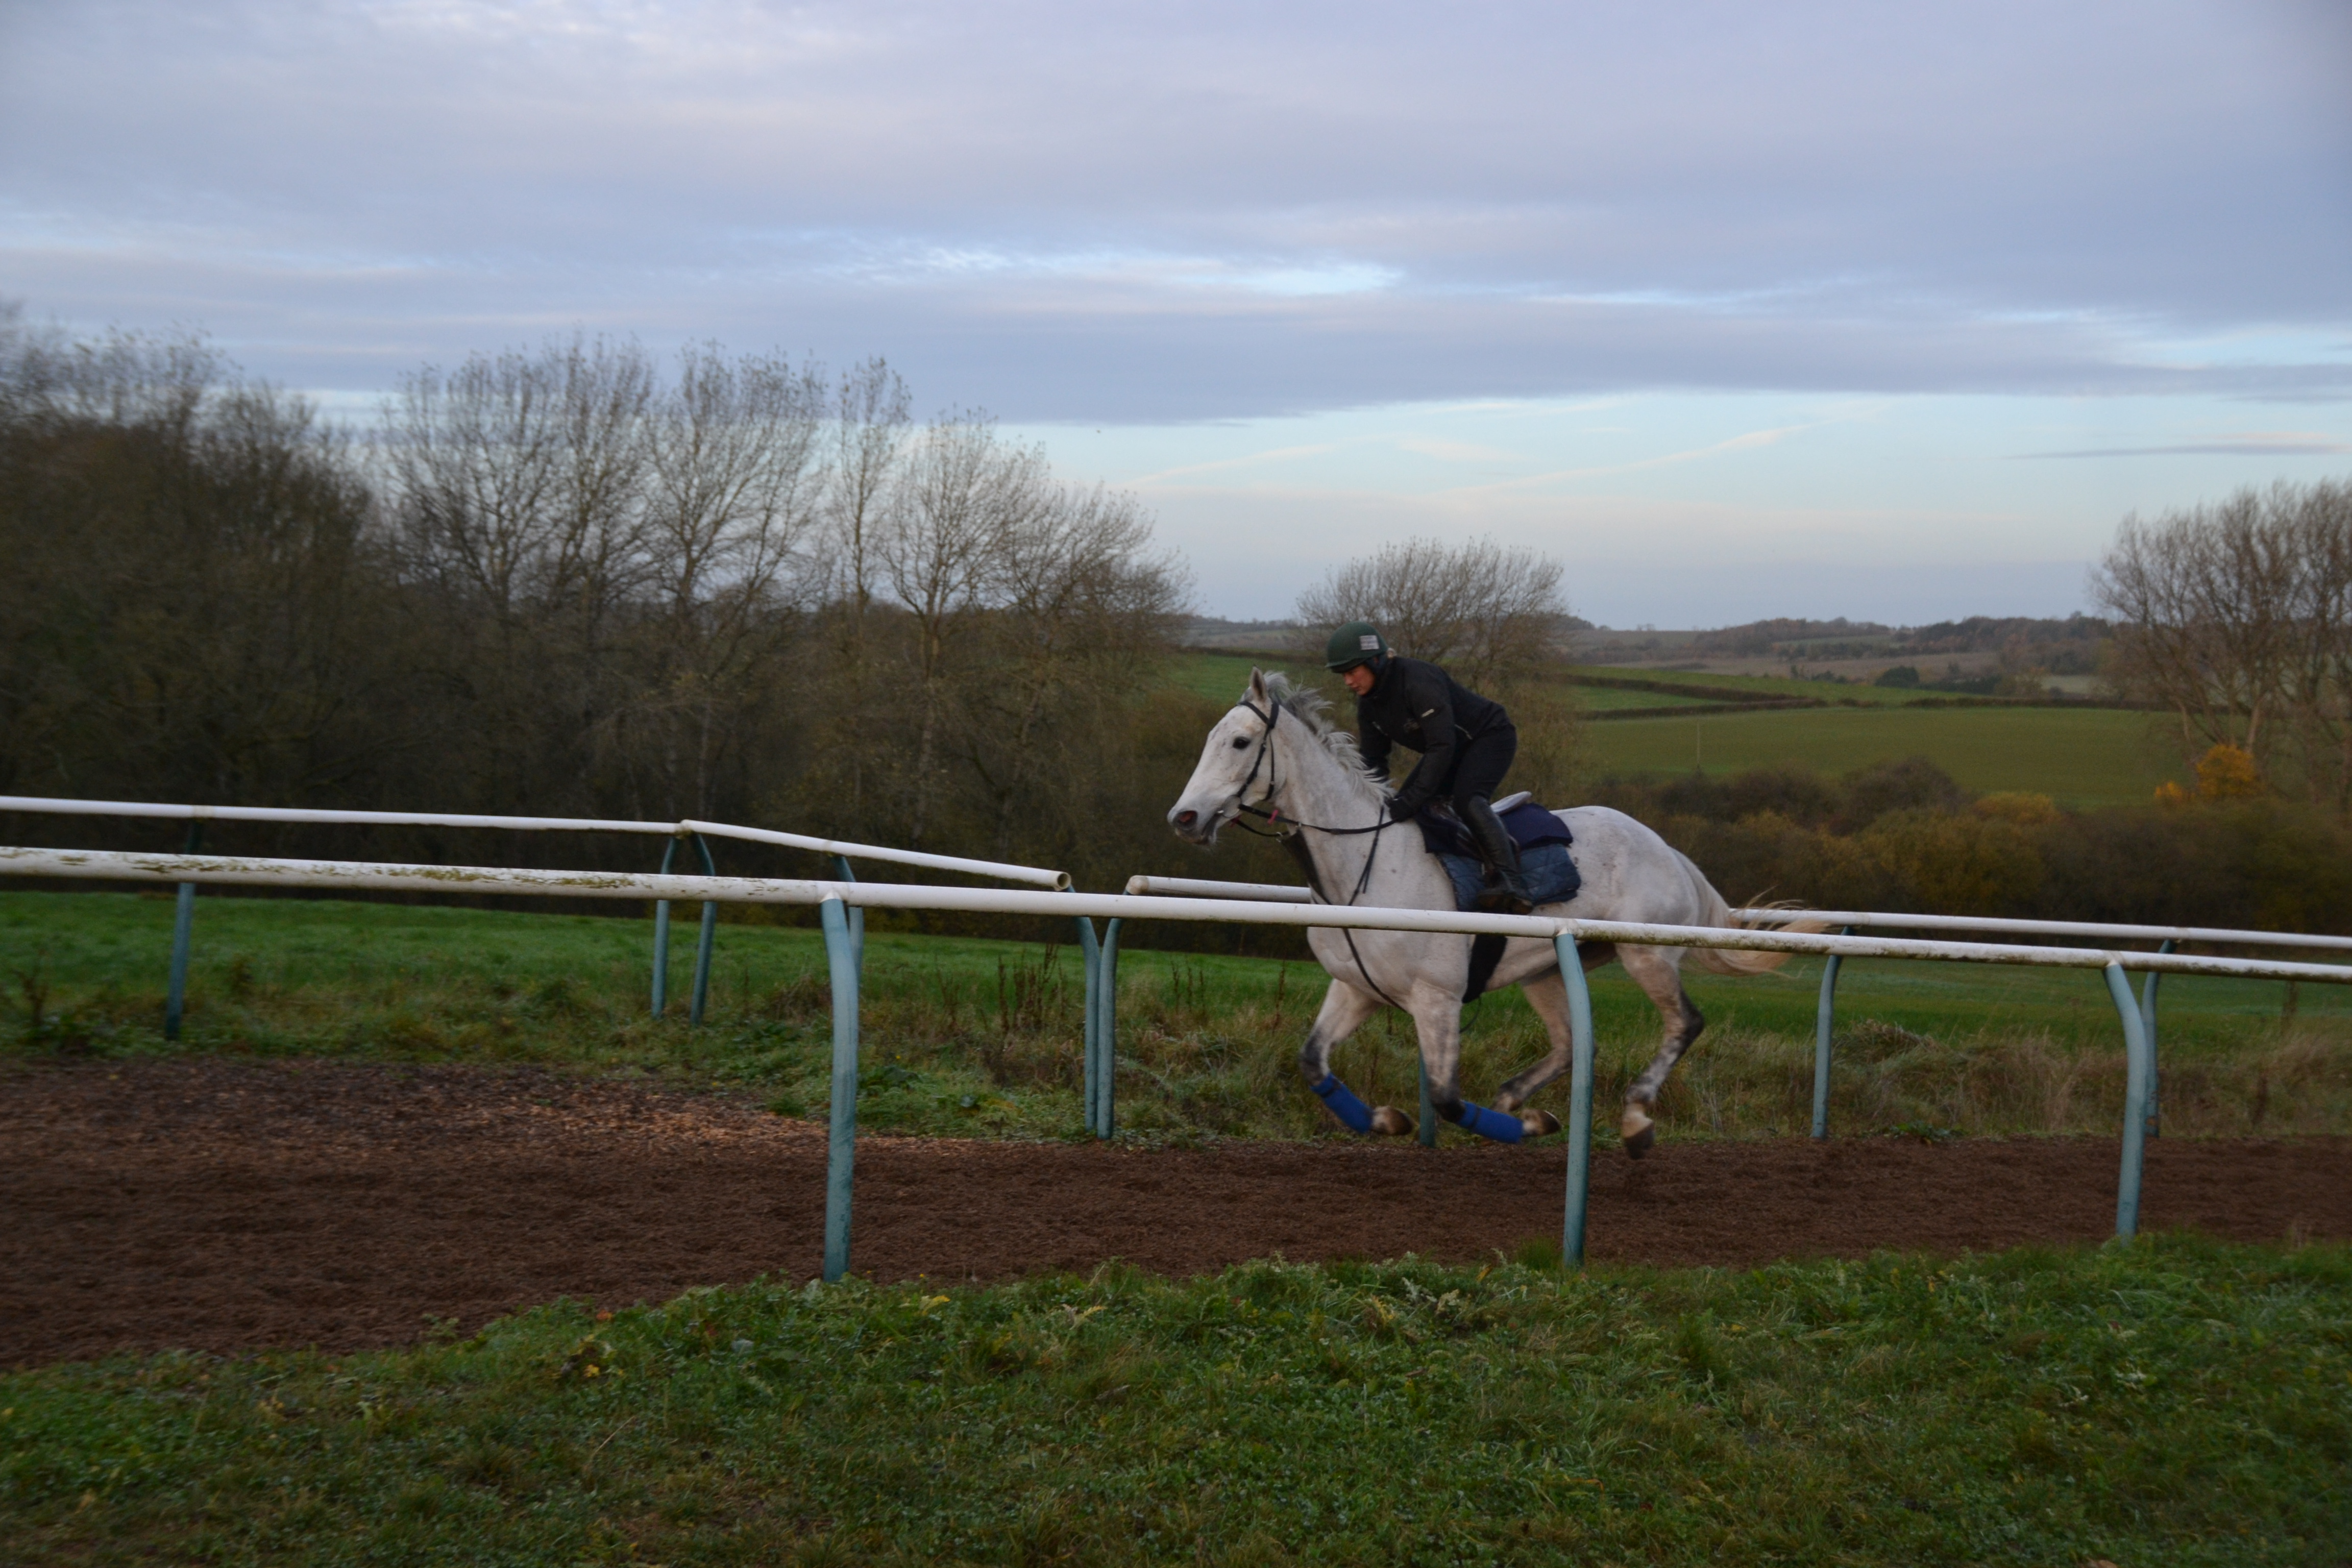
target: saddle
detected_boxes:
[1414,793,1582,1001]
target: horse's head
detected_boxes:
[1167,668,1282,845]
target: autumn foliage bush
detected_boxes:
[1590,755,2352,933]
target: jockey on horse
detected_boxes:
[1324,620,1535,916]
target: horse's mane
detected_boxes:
[1254,671,1387,800]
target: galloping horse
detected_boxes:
[1168,669,1807,1154]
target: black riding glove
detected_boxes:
[1384,789,1426,820]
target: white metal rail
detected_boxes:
[1730,905,2352,954]
[1125,873,2352,1145]
[0,793,1071,1038]
[0,795,1072,890]
[11,844,2352,1281]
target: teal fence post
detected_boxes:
[1074,917,1102,1133]
[821,897,862,1282]
[651,836,682,1016]
[689,834,718,1026]
[1811,926,1852,1139]
[2104,961,2154,1240]
[1097,918,1122,1137]
[2138,939,2173,1139]
[164,821,204,1041]
[1557,932,1597,1266]
[829,856,865,976]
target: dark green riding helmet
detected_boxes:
[1325,621,1388,672]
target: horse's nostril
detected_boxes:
[1175,810,1197,827]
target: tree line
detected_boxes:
[0,313,1253,902]
[2097,477,2352,813]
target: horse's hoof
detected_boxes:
[1523,1110,1562,1138]
[1369,1106,1416,1137]
[1623,1125,1656,1158]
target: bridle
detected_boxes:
[1224,696,1408,1011]
[1229,697,1390,839]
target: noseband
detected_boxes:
[1229,698,1389,838]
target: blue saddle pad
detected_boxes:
[1437,840,1580,912]
[1414,798,1575,857]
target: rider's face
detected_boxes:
[1340,663,1377,696]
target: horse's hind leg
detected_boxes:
[1617,945,1704,1158]
[1487,967,1571,1138]
[1297,981,1414,1135]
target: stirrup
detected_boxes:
[1476,872,1535,916]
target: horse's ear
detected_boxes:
[1247,666,1269,704]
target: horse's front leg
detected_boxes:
[1410,984,1553,1143]
[1298,979,1416,1136]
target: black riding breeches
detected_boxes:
[1443,724,1516,812]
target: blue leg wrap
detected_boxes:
[1310,1074,1375,1133]
[1450,1100,1526,1144]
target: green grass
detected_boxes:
[4,1237,2347,1564]
[1569,666,1994,707]
[1581,706,2189,807]
[1168,651,1311,704]
[8,891,2347,1143]
[1570,683,1726,712]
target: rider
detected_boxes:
[1324,621,1534,914]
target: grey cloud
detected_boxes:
[3,0,2347,416]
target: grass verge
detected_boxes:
[7,890,2349,1143]
[3,1237,2346,1564]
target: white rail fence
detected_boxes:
[1131,874,2352,1143]
[11,844,2351,1282]
[0,794,1068,1036]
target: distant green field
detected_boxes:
[1570,665,1967,707]
[1168,650,1309,703]
[1581,706,2186,807]
[1572,683,1722,711]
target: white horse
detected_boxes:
[1168,669,1806,1154]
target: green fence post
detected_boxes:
[829,856,864,976]
[1811,926,1852,1139]
[2104,961,2154,1240]
[651,836,682,1017]
[821,897,862,1283]
[689,834,718,1026]
[1097,918,1122,1138]
[1557,932,1597,1266]
[164,821,204,1041]
[1074,917,1102,1134]
[2138,939,2173,1139]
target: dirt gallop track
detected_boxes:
[7,1061,2349,1367]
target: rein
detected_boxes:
[1228,696,1407,1012]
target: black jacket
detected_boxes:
[1354,656,1510,813]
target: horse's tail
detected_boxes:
[1675,852,1831,974]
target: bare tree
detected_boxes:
[817,358,912,814]
[874,414,1051,843]
[1294,535,1571,687]
[2095,478,2352,811]
[381,349,569,623]
[963,482,1189,857]
[631,345,830,815]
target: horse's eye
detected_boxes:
[1231,736,1250,749]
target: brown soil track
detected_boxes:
[6,1060,2349,1368]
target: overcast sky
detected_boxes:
[4,0,2348,623]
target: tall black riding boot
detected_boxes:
[1461,796,1535,915]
